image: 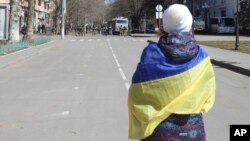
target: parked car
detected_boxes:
[146,24,156,33]
[193,17,205,31]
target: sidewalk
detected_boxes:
[130,33,156,37]
[202,45,250,77]
[195,33,250,77]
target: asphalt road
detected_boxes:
[0,35,250,141]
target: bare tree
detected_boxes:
[66,0,107,26]
[9,0,21,42]
[24,0,35,39]
[50,0,61,34]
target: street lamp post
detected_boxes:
[61,0,66,39]
[202,2,210,31]
[235,0,240,50]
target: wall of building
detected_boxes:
[209,0,237,18]
[186,0,238,29]
[0,0,55,33]
[0,0,9,4]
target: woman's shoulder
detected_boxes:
[144,40,160,51]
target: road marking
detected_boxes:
[119,68,127,81]
[125,82,130,91]
[107,40,130,91]
[114,59,120,67]
[74,87,79,90]
[45,111,70,117]
[113,54,117,59]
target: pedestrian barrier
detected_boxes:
[0,37,51,56]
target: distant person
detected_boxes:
[123,26,127,36]
[41,24,46,34]
[128,4,216,141]
[37,25,41,33]
[119,25,124,36]
[108,26,112,35]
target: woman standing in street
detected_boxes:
[128,4,216,141]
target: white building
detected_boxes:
[187,0,239,28]
[188,0,238,18]
[209,0,237,18]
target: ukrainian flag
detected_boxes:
[128,43,216,139]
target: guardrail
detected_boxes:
[0,36,51,56]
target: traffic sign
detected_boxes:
[156,4,163,12]
[156,12,163,19]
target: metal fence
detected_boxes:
[0,37,51,56]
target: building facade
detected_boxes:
[209,0,237,18]
[186,0,238,29]
[187,0,238,18]
[20,0,55,32]
[0,0,55,32]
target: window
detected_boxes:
[221,9,226,17]
[116,20,128,24]
[38,0,41,6]
[44,2,46,9]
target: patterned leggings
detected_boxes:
[142,114,206,141]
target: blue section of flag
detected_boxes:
[132,43,208,83]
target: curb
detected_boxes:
[0,40,54,70]
[130,34,156,37]
[211,59,250,77]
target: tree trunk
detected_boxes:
[24,0,35,40]
[131,14,141,31]
[9,0,20,42]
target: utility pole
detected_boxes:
[156,4,163,30]
[235,0,240,50]
[61,0,66,39]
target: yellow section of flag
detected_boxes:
[128,57,216,139]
